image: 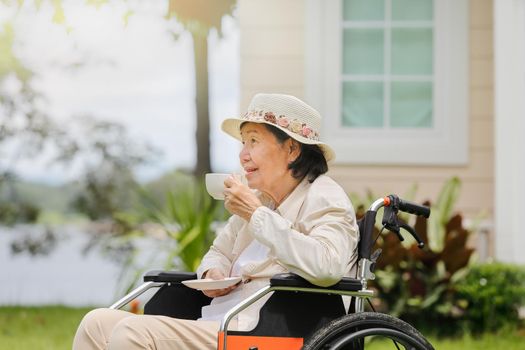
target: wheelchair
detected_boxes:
[109,195,435,349]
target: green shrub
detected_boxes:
[0,201,40,225]
[456,262,525,332]
[352,177,476,334]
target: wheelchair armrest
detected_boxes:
[270,273,362,292]
[143,270,197,283]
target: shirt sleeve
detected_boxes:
[196,216,240,279]
[248,192,358,287]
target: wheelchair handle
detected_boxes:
[385,195,430,218]
[359,195,430,260]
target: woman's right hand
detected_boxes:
[223,175,262,222]
[201,268,240,298]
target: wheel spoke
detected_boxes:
[393,339,402,350]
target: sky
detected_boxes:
[1,0,241,185]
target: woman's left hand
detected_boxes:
[224,175,262,221]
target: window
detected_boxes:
[306,0,468,164]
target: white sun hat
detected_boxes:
[221,93,335,162]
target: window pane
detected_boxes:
[343,0,384,21]
[343,29,384,74]
[392,0,433,21]
[342,82,384,127]
[390,82,432,128]
[391,28,433,75]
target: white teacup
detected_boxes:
[205,173,247,200]
[205,173,231,200]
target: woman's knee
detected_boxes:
[73,308,118,350]
[108,316,152,349]
[77,308,132,339]
[78,308,110,333]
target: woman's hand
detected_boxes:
[201,268,240,298]
[223,175,262,221]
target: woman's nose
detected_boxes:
[239,146,250,163]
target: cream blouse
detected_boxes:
[196,175,359,331]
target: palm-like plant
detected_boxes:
[107,172,230,296]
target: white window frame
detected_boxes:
[305,0,468,165]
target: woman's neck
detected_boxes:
[263,176,302,208]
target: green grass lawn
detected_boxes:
[1,306,524,349]
[0,306,91,350]
[367,331,525,350]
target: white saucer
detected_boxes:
[181,277,242,291]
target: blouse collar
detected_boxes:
[274,176,311,221]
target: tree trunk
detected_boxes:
[192,32,211,178]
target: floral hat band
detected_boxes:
[221,93,335,162]
[241,109,320,141]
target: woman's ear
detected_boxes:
[288,139,301,162]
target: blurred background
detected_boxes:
[1,0,240,306]
[1,0,524,349]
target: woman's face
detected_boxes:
[239,123,297,193]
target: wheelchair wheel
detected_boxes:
[302,312,434,350]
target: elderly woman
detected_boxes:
[73,93,359,350]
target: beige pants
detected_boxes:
[72,308,220,350]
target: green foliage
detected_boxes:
[99,171,229,295]
[69,117,159,220]
[456,262,525,332]
[0,22,31,79]
[8,180,80,214]
[0,201,39,225]
[71,168,138,220]
[1,17,82,216]
[0,22,61,161]
[0,173,41,225]
[353,177,475,333]
[137,171,229,271]
[426,177,462,252]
